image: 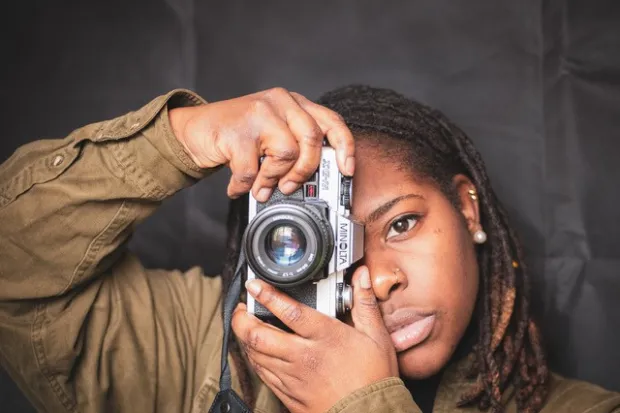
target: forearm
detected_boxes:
[0,89,211,302]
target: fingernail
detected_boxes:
[256,187,272,202]
[280,181,298,194]
[360,268,371,289]
[345,156,355,176]
[245,279,262,296]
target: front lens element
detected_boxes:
[265,224,307,266]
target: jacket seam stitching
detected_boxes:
[109,139,167,199]
[0,146,75,209]
[31,303,76,412]
[62,201,131,294]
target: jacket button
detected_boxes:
[52,154,64,167]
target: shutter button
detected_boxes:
[52,155,64,167]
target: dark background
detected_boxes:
[1,0,619,411]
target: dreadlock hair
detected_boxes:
[220,84,549,413]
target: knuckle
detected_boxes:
[249,98,271,116]
[289,91,304,101]
[272,147,299,164]
[326,110,345,125]
[247,328,262,351]
[281,303,304,324]
[240,340,250,355]
[234,168,258,186]
[358,294,377,308]
[299,126,324,147]
[265,87,290,100]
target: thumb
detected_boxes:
[350,266,390,342]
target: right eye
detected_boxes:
[386,215,420,240]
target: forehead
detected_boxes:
[350,142,432,221]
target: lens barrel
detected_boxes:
[244,202,333,287]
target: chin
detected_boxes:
[396,341,452,379]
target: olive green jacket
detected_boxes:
[1,90,618,413]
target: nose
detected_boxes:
[370,266,407,301]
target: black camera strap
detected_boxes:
[208,250,253,413]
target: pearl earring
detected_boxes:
[473,229,487,244]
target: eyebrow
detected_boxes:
[363,194,425,225]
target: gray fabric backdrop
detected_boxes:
[1,1,619,411]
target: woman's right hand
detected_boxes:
[169,87,356,202]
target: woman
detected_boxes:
[0,85,617,413]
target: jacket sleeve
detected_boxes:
[0,90,236,413]
[326,378,422,413]
[0,89,208,302]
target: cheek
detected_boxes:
[439,222,478,313]
[399,217,478,310]
[442,223,478,297]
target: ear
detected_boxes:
[452,174,480,234]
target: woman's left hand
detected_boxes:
[231,266,399,413]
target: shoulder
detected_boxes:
[541,373,620,412]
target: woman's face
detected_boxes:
[350,141,480,379]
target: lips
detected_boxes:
[383,309,436,352]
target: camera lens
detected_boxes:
[244,202,333,287]
[265,224,307,266]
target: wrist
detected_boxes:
[168,105,205,168]
[169,106,191,150]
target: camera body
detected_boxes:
[244,146,364,323]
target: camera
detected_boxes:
[243,146,364,323]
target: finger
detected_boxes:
[232,303,301,361]
[244,347,293,372]
[244,279,328,339]
[226,139,260,199]
[249,360,306,411]
[251,115,300,201]
[236,303,292,334]
[291,92,355,176]
[278,101,324,192]
[350,266,390,344]
[234,303,284,334]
